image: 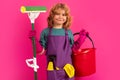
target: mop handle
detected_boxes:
[31,23,38,80]
[31,23,37,57]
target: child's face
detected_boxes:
[53,8,67,26]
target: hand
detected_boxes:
[38,48,45,55]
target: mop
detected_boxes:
[20,6,46,80]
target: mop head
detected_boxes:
[21,6,47,13]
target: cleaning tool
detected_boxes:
[21,6,46,23]
[72,32,96,77]
[72,29,88,52]
[63,64,75,78]
[21,6,46,80]
[47,61,54,71]
[47,55,56,71]
[21,6,46,13]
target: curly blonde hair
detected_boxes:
[47,3,72,29]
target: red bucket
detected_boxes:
[72,33,96,77]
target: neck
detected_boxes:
[53,24,63,29]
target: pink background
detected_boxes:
[0,0,120,80]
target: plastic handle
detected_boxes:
[26,57,39,72]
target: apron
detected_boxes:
[46,28,74,80]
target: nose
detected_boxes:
[59,14,63,18]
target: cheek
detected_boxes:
[53,16,57,21]
[54,15,59,19]
[64,17,67,21]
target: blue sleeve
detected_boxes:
[68,30,74,47]
[39,28,49,49]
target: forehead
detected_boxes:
[54,8,66,14]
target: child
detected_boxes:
[40,3,75,80]
[29,2,88,80]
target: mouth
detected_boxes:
[56,19,63,21]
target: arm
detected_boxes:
[39,28,49,50]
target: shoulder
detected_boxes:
[40,27,50,37]
[42,27,49,32]
[41,27,50,34]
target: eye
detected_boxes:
[62,14,66,16]
[55,12,60,15]
[56,13,59,15]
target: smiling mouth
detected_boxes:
[56,19,63,21]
